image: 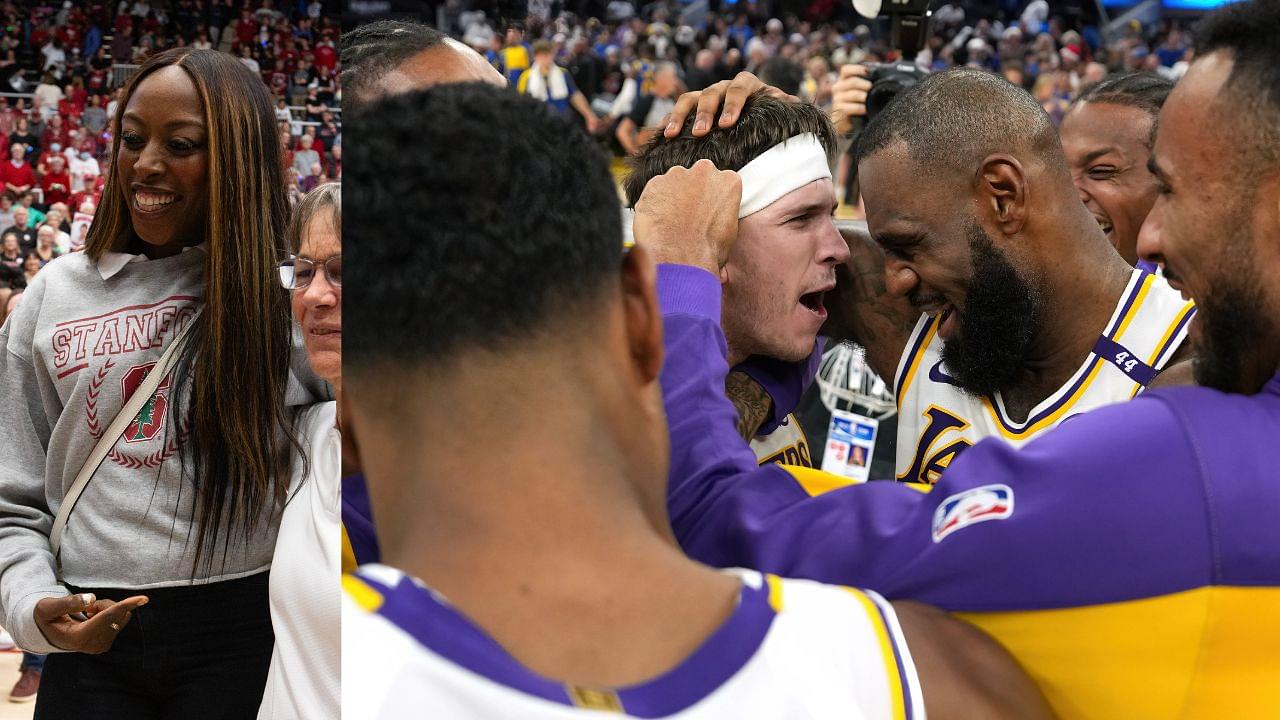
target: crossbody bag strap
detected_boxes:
[50,307,203,577]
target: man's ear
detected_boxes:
[620,243,664,384]
[975,154,1028,236]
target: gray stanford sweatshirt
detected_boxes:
[0,248,325,653]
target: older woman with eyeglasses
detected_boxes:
[258,182,341,720]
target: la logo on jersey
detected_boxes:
[121,362,171,443]
[931,484,1014,543]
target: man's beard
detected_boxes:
[1192,235,1273,394]
[940,222,1042,396]
[1194,280,1269,393]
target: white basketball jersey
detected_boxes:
[343,565,925,720]
[750,413,813,467]
[894,269,1195,485]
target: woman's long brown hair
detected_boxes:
[86,48,297,574]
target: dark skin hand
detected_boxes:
[725,370,773,442]
[35,592,148,654]
[825,221,919,383]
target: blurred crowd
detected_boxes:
[0,0,340,328]
[431,0,1196,149]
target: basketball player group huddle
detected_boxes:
[338,1,1278,717]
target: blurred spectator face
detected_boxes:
[23,253,38,273]
[1,234,17,254]
[723,179,847,363]
[652,66,677,97]
[49,154,64,171]
[48,207,65,224]
[807,57,828,79]
[1002,67,1024,87]
[14,207,26,225]
[36,224,53,248]
[8,143,21,162]
[309,162,321,176]
[695,49,715,70]
[1083,63,1108,85]
[300,134,313,148]
[533,48,553,71]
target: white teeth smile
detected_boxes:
[136,193,176,209]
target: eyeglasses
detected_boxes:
[277,254,341,290]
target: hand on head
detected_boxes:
[633,159,741,276]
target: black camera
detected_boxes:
[864,61,929,119]
[853,0,934,120]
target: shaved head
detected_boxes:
[855,68,1064,181]
[341,20,504,110]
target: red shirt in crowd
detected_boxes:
[0,160,36,193]
[312,43,337,73]
[40,169,71,206]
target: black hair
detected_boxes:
[759,57,803,97]
[854,67,1062,179]
[623,90,835,206]
[1192,0,1280,174]
[344,82,622,370]
[340,20,446,110]
[1074,72,1173,118]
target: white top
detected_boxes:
[894,269,1195,484]
[343,565,925,719]
[258,401,341,720]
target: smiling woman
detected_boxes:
[260,182,341,720]
[0,48,329,720]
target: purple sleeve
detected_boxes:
[658,263,1220,609]
[658,263,926,585]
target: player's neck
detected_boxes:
[1006,231,1134,418]
[366,350,742,687]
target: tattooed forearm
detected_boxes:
[725,371,773,442]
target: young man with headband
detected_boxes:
[626,92,847,467]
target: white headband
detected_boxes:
[736,133,831,219]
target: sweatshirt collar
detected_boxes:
[97,242,207,280]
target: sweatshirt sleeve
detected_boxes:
[0,308,72,654]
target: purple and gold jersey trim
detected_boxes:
[1129,301,1197,399]
[345,566,781,718]
[341,473,381,572]
[845,588,916,720]
[894,313,938,409]
[979,271,1154,439]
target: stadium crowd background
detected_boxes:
[421,0,1199,159]
[0,0,341,708]
[0,0,341,328]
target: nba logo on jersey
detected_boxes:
[931,484,1014,543]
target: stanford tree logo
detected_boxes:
[120,362,172,443]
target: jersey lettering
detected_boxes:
[899,406,973,485]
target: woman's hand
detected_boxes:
[34,592,148,654]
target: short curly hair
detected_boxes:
[344,83,622,369]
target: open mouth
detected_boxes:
[799,290,827,317]
[1094,216,1114,240]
